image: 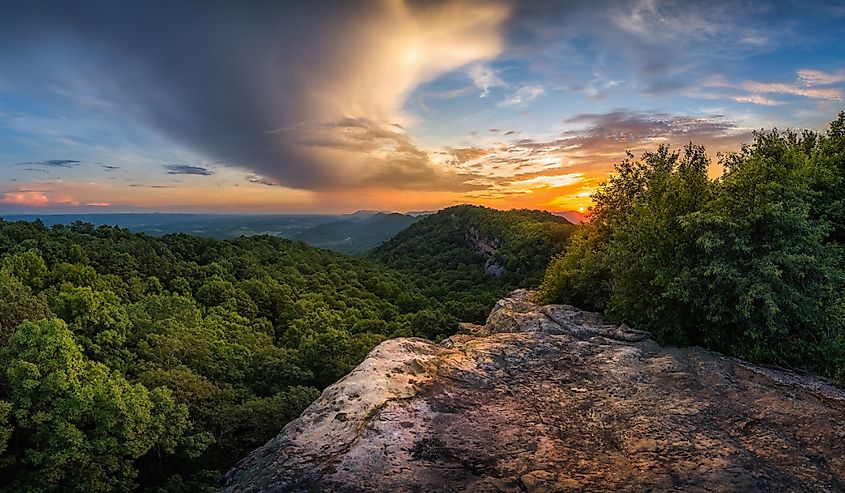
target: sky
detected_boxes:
[1,0,844,214]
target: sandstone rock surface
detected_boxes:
[224,290,845,492]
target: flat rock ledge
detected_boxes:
[223,290,845,492]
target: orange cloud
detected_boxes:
[1,191,51,207]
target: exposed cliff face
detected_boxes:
[224,290,845,493]
[465,226,506,277]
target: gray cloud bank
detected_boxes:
[0,0,509,191]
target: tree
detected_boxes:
[540,119,845,382]
[0,272,51,346]
[51,284,132,370]
[1,249,48,290]
[1,318,188,492]
[0,401,10,455]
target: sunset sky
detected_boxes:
[1,0,844,214]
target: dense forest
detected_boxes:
[541,113,845,384]
[371,205,575,323]
[0,206,571,492]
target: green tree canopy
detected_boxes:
[541,114,845,383]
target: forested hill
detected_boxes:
[0,220,470,491]
[369,205,576,323]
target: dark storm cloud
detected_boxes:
[0,1,335,187]
[0,0,507,192]
[164,165,213,176]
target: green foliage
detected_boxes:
[541,114,845,383]
[539,228,610,312]
[0,216,524,490]
[371,205,575,324]
[2,250,48,289]
[0,271,51,346]
[0,401,10,456]
[2,318,187,492]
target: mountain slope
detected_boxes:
[224,290,845,492]
[368,205,576,322]
[552,210,587,224]
[293,212,420,254]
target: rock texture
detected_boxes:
[224,290,845,492]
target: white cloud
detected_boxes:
[731,95,783,106]
[499,85,545,107]
[467,63,506,97]
[695,69,845,105]
[742,81,842,101]
[797,69,845,87]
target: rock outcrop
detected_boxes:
[465,226,506,277]
[224,290,845,492]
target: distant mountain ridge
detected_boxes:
[0,211,420,254]
[0,213,339,239]
[292,212,420,254]
[552,210,587,224]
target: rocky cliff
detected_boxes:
[465,226,506,277]
[223,290,845,492]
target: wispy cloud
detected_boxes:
[510,172,584,189]
[164,165,213,176]
[499,85,545,107]
[730,95,783,106]
[741,81,842,101]
[467,63,505,97]
[797,69,845,86]
[438,110,747,204]
[286,117,484,192]
[15,159,81,168]
[695,69,845,105]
